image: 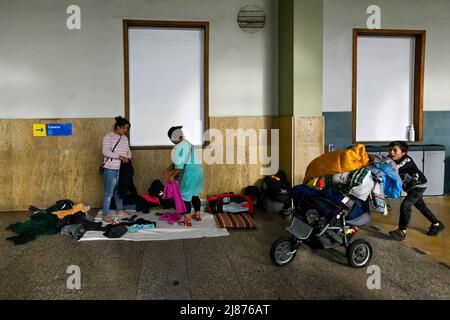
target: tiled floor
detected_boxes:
[1,204,449,300]
[372,195,450,264]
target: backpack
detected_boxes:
[148,179,164,198]
[243,186,260,206]
[260,170,291,204]
[207,193,254,215]
[148,179,174,209]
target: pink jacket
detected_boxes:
[159,212,183,225]
[162,181,187,213]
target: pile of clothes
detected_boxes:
[6,200,157,244]
[303,144,402,220]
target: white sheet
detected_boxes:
[79,210,229,242]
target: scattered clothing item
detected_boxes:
[143,195,160,205]
[111,194,150,213]
[56,212,105,232]
[61,224,86,240]
[6,211,60,245]
[100,216,157,238]
[103,225,128,238]
[102,217,156,228]
[222,201,250,214]
[159,212,183,225]
[84,215,95,222]
[128,224,156,233]
[130,218,156,226]
[121,214,138,223]
[207,193,254,215]
[163,181,186,213]
[54,203,90,219]
[28,199,75,213]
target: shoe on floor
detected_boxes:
[427,222,445,236]
[389,229,406,241]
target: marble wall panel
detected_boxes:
[0,120,11,152]
[0,150,13,210]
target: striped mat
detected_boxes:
[214,213,256,229]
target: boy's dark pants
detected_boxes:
[399,187,439,230]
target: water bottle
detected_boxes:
[408,125,415,141]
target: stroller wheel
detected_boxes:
[346,239,373,268]
[270,237,298,266]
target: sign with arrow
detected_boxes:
[33,124,46,137]
[46,123,72,136]
[33,123,72,137]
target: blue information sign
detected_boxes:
[46,123,72,136]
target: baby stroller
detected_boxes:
[270,185,373,268]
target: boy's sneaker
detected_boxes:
[427,222,445,236]
[389,229,406,241]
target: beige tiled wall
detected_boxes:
[0,116,324,211]
[1,119,113,211]
[293,116,324,185]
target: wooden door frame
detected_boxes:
[352,29,426,143]
[123,20,210,150]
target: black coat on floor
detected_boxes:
[110,194,151,213]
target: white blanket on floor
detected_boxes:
[79,210,229,241]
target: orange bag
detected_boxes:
[303,144,370,183]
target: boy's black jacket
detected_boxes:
[395,154,427,192]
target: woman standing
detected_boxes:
[163,126,204,226]
[101,116,131,223]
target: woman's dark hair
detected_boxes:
[389,141,408,153]
[114,116,130,129]
[167,126,183,139]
